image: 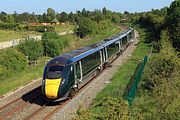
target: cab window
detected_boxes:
[46,65,64,79]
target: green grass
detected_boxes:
[0,30,41,42]
[0,25,120,96]
[0,24,74,43]
[89,26,151,113]
[0,57,50,96]
[53,24,75,33]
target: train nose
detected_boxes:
[45,79,61,99]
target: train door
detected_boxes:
[104,47,108,62]
[74,61,83,85]
[120,39,123,50]
[127,34,130,42]
[99,51,103,68]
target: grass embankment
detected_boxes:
[54,24,75,33]
[0,26,120,96]
[88,26,151,114]
[0,24,74,43]
[0,30,41,43]
[0,57,50,95]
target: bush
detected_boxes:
[0,23,20,30]
[74,97,130,120]
[42,32,68,57]
[25,25,55,32]
[0,48,28,80]
[18,38,44,60]
[134,30,180,120]
[97,20,113,33]
[75,17,97,38]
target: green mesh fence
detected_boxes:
[123,56,148,106]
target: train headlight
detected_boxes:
[42,79,45,84]
[61,79,65,84]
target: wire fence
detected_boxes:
[123,56,148,106]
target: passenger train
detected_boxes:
[42,28,135,101]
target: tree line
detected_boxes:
[130,0,180,51]
[0,7,123,24]
[0,7,125,38]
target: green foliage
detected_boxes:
[18,38,44,60]
[133,30,180,120]
[42,32,68,57]
[25,25,55,32]
[165,0,180,50]
[94,97,130,120]
[0,23,20,30]
[0,48,27,80]
[145,30,177,88]
[135,0,179,51]
[76,17,97,38]
[138,10,165,42]
[75,97,130,120]
[97,20,113,33]
[47,8,56,22]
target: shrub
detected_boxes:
[75,17,97,38]
[18,37,44,60]
[0,48,28,80]
[0,23,20,30]
[42,32,68,57]
[136,30,180,120]
[74,97,130,120]
[25,25,55,32]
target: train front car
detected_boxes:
[42,56,74,101]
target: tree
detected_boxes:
[42,13,47,22]
[124,11,129,14]
[111,13,120,23]
[30,12,39,23]
[18,38,44,60]
[42,32,68,57]
[102,7,107,14]
[76,17,97,38]
[47,8,56,22]
[68,12,75,23]
[5,15,15,23]
[165,0,180,51]
[60,11,68,22]
[13,11,18,23]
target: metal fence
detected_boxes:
[123,56,148,106]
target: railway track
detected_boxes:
[0,70,100,120]
[0,49,130,120]
[24,72,98,120]
[0,87,43,120]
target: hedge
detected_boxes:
[25,25,55,32]
[0,23,20,30]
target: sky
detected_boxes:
[0,0,174,14]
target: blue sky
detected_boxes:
[0,0,174,14]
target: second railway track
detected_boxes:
[0,70,100,120]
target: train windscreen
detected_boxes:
[46,65,64,79]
